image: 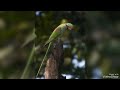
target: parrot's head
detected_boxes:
[66,23,74,30]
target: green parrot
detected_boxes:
[44,23,73,46]
[36,23,74,77]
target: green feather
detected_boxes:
[44,24,67,46]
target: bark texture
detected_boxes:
[44,39,65,79]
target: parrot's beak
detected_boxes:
[68,26,74,30]
[66,23,74,30]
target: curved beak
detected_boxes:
[69,26,74,30]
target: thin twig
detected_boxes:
[21,43,35,79]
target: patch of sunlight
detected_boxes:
[35,11,41,16]
[62,74,73,79]
[72,58,78,68]
[72,57,85,68]
[36,76,44,79]
[63,44,71,49]
[78,59,85,68]
[92,67,102,79]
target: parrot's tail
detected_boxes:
[36,42,52,78]
[44,41,49,47]
[35,41,49,54]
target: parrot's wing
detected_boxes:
[44,27,61,46]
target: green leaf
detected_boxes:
[21,28,36,47]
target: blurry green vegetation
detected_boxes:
[0,11,34,79]
[0,11,120,79]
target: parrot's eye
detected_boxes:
[66,23,73,30]
[66,24,69,30]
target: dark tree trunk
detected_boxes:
[44,39,66,79]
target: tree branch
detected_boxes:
[44,39,65,79]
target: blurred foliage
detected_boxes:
[0,11,34,79]
[0,11,120,79]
